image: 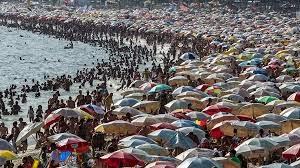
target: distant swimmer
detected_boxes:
[20,35,24,37]
[19,57,24,60]
[58,59,61,62]
[64,41,73,49]
[44,58,47,61]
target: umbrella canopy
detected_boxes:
[176,127,206,141]
[288,92,300,102]
[56,137,89,153]
[238,103,270,118]
[131,116,160,126]
[290,160,300,167]
[207,112,238,130]
[150,123,178,130]
[179,97,205,110]
[235,144,266,158]
[164,132,197,150]
[135,144,169,156]
[95,120,137,135]
[186,112,210,121]
[120,135,157,144]
[172,86,195,96]
[133,101,160,113]
[256,113,287,123]
[44,113,61,128]
[16,122,43,146]
[255,121,281,132]
[153,114,178,123]
[120,88,144,97]
[145,161,176,168]
[80,104,105,115]
[177,157,221,168]
[280,107,300,119]
[101,151,144,168]
[290,127,300,136]
[0,139,15,152]
[52,108,85,118]
[171,120,201,129]
[112,106,143,116]
[222,94,244,103]
[180,52,199,60]
[213,157,240,168]
[260,163,293,168]
[240,138,279,150]
[118,139,151,148]
[140,82,157,92]
[129,80,147,88]
[148,84,172,93]
[280,119,300,133]
[148,129,176,143]
[118,148,151,162]
[203,104,232,115]
[168,76,189,86]
[256,96,279,104]
[0,150,16,161]
[48,133,81,143]
[115,98,139,107]
[176,91,208,99]
[175,148,215,161]
[165,100,189,112]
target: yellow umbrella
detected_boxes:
[238,103,270,118]
[281,119,300,133]
[220,121,259,137]
[75,109,94,119]
[0,150,17,160]
[94,120,137,135]
[179,97,205,110]
[133,101,160,113]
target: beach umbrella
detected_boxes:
[288,92,300,102]
[112,106,143,116]
[171,109,193,114]
[176,91,208,99]
[260,163,293,168]
[180,52,199,60]
[148,84,172,93]
[118,148,151,162]
[171,112,191,120]
[225,88,250,98]
[130,80,147,88]
[80,104,105,115]
[207,112,238,130]
[150,123,178,130]
[133,101,160,113]
[120,135,157,144]
[171,120,201,129]
[256,96,279,104]
[152,114,178,123]
[172,86,194,96]
[115,98,139,107]
[196,84,210,92]
[131,116,160,126]
[238,103,270,118]
[48,133,80,143]
[227,121,260,137]
[280,107,300,119]
[205,86,222,95]
[281,119,300,133]
[0,150,16,162]
[213,157,240,168]
[125,93,145,100]
[179,97,205,110]
[165,100,189,111]
[186,111,210,121]
[250,89,281,98]
[95,120,137,135]
[266,100,285,107]
[149,155,181,164]
[221,94,244,103]
[44,113,61,128]
[176,148,215,161]
[118,139,151,148]
[290,127,300,136]
[282,143,300,160]
[247,74,269,82]
[148,129,176,143]
[0,139,15,152]
[274,101,300,113]
[164,132,196,150]
[145,161,176,168]
[203,104,232,115]
[177,157,221,168]
[16,122,43,146]
[280,84,300,94]
[255,121,281,132]
[135,144,169,156]
[52,108,86,118]
[176,127,206,141]
[279,133,300,145]
[56,137,89,153]
[236,115,256,122]
[140,82,157,92]
[235,144,265,157]
[276,75,294,83]
[290,160,300,167]
[240,138,279,150]
[168,76,188,86]
[256,113,287,123]
[101,151,144,168]
[120,88,144,97]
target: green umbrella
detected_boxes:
[256,96,279,104]
[148,84,172,93]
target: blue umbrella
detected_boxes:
[148,129,176,143]
[172,86,195,96]
[0,139,15,152]
[177,157,221,168]
[172,120,201,129]
[239,58,262,67]
[180,52,199,60]
[115,98,139,107]
[164,132,196,150]
[59,151,71,162]
[120,135,157,144]
[118,139,150,148]
[135,144,169,156]
[165,99,189,111]
[176,127,206,141]
[148,84,172,93]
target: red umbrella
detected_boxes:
[203,104,232,115]
[236,115,256,122]
[170,112,191,120]
[56,137,89,153]
[44,114,61,128]
[171,109,192,114]
[101,151,144,168]
[282,144,300,160]
[288,92,300,102]
[150,122,178,130]
[196,84,210,92]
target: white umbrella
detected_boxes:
[16,122,44,146]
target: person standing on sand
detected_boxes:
[28,106,34,122]
[67,96,75,108]
[104,93,113,111]
[75,90,85,107]
[11,121,20,151]
[0,122,8,139]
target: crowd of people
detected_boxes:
[0,1,299,168]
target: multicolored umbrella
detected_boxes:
[95,120,137,135]
[172,86,195,96]
[80,104,105,115]
[280,107,300,119]
[56,137,89,153]
[48,133,81,143]
[140,82,157,92]
[235,144,266,158]
[0,150,16,161]
[131,116,160,126]
[282,143,300,160]
[287,92,300,102]
[203,104,232,115]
